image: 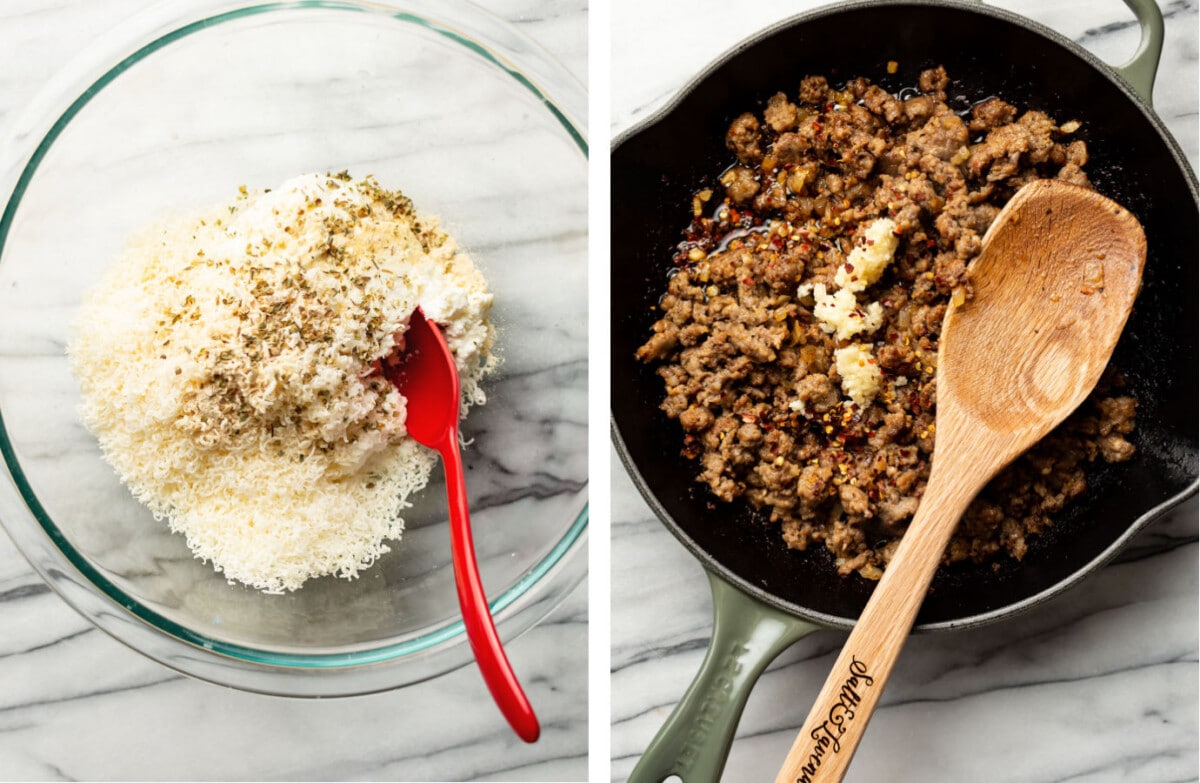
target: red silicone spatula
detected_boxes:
[383,307,540,743]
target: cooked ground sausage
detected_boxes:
[637,67,1133,579]
[726,112,764,163]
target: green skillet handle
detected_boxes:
[628,570,822,783]
[1111,0,1164,104]
[968,0,1164,103]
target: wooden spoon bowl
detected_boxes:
[940,181,1146,445]
[774,180,1146,783]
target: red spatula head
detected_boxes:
[384,307,459,449]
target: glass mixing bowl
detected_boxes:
[0,0,587,696]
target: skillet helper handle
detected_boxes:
[629,571,821,783]
[968,0,1163,102]
[1112,0,1164,104]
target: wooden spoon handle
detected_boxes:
[772,470,980,783]
[440,432,541,743]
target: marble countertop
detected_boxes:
[611,1,1198,782]
[0,2,586,782]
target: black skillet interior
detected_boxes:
[611,1,1199,628]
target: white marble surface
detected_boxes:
[611,1,1198,782]
[0,2,587,782]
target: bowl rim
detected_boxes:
[0,0,588,691]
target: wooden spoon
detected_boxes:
[774,180,1146,783]
[383,307,540,743]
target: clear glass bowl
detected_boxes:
[0,0,587,696]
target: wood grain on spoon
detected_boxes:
[773,180,1146,783]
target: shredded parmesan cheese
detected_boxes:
[69,173,495,593]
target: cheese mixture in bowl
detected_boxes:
[69,173,496,593]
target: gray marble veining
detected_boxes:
[611,1,1198,781]
[0,2,588,781]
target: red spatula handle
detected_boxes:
[438,431,541,743]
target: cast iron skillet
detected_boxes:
[611,1,1198,780]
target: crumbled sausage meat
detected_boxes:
[764,92,800,132]
[639,67,1135,580]
[918,65,950,97]
[799,75,830,105]
[726,112,763,163]
[970,97,1018,131]
[725,166,760,205]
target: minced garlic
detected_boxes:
[834,217,899,292]
[834,344,883,407]
[809,283,886,340]
[800,217,899,342]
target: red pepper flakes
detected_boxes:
[926,239,936,248]
[742,276,754,285]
